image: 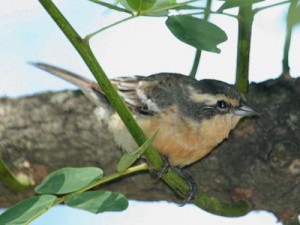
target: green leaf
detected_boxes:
[35,167,103,194]
[142,0,173,16]
[217,0,265,12]
[166,15,227,53]
[120,0,156,12]
[0,195,57,225]
[117,131,158,172]
[65,191,128,213]
[144,0,199,17]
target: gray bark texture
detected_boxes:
[0,77,299,222]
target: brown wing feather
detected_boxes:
[111,76,161,114]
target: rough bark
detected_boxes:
[0,78,299,222]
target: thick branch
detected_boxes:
[0,78,300,222]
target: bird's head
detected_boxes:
[176,79,258,141]
[186,79,258,120]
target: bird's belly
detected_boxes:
[141,125,222,167]
[139,113,240,167]
[139,117,216,167]
[151,134,211,167]
[107,109,240,168]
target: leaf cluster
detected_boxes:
[0,125,154,224]
[0,165,148,225]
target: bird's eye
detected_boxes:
[217,100,227,109]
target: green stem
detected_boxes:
[189,50,201,78]
[189,0,212,78]
[254,0,290,14]
[191,10,237,18]
[88,0,133,14]
[84,16,135,42]
[38,0,162,167]
[0,158,31,192]
[235,5,254,96]
[163,168,251,216]
[281,0,297,77]
[38,0,251,217]
[74,163,149,194]
[193,194,251,217]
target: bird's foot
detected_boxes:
[157,156,198,205]
[157,156,172,178]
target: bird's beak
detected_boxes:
[234,103,258,117]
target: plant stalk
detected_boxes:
[84,16,135,42]
[281,0,297,78]
[235,5,254,95]
[0,158,32,192]
[189,0,212,78]
[38,0,163,169]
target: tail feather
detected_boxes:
[31,62,107,107]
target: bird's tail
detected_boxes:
[31,62,108,107]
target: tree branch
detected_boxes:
[1,78,299,222]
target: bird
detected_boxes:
[32,62,258,201]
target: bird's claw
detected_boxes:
[157,156,171,179]
[157,156,198,205]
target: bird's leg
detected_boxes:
[157,156,172,178]
[157,156,198,204]
[171,166,198,205]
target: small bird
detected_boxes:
[32,63,257,200]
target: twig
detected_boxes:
[235,5,254,95]
[189,0,212,78]
[0,158,32,192]
[280,0,297,78]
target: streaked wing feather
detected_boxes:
[111,77,160,114]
